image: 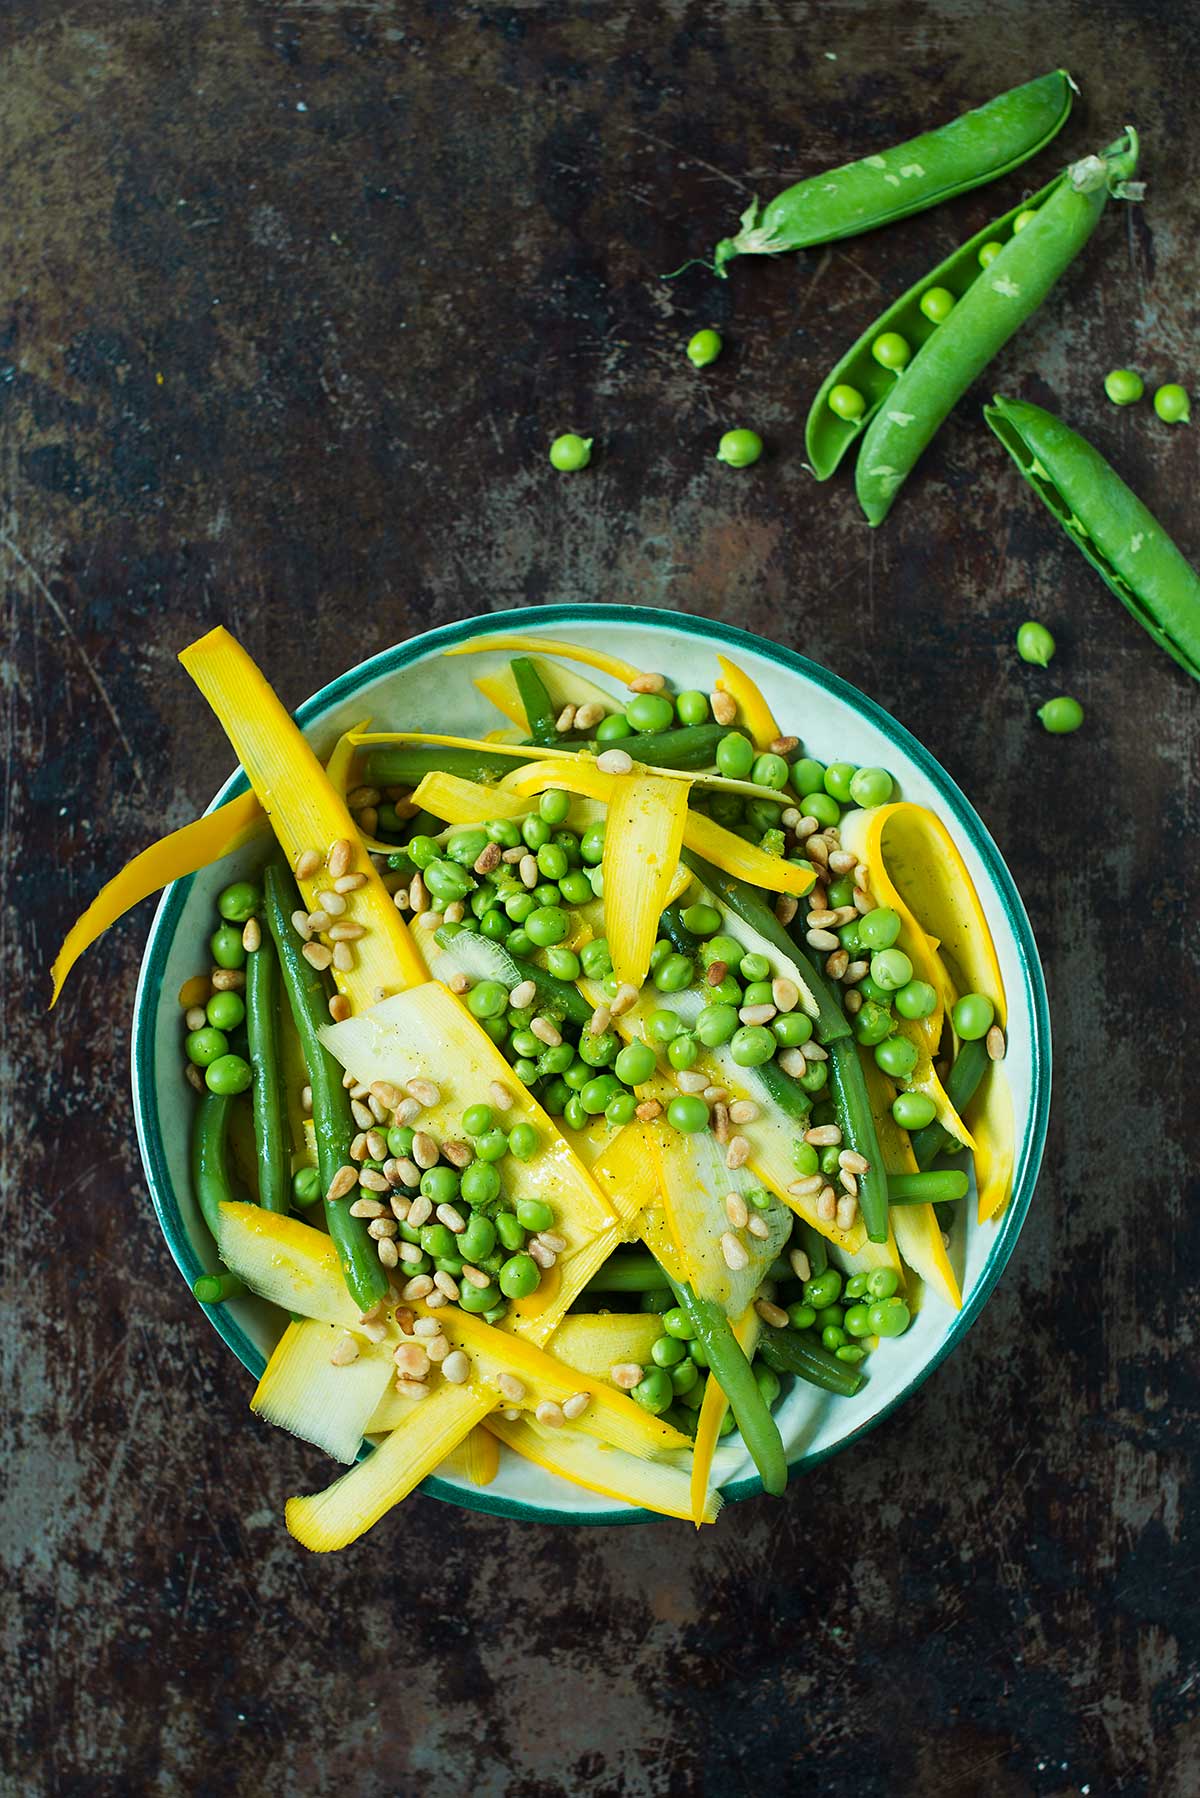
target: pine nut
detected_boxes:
[726,1135,751,1170]
[806,928,839,951]
[610,1363,642,1390]
[329,1332,359,1366]
[816,1187,837,1222]
[711,689,737,725]
[377,1238,400,1268]
[987,1025,1006,1061]
[628,671,666,693]
[474,842,502,876]
[241,917,262,952]
[530,1016,562,1047]
[489,1081,513,1111]
[789,1247,811,1282]
[635,1100,662,1122]
[411,1132,439,1170]
[839,1150,869,1174]
[359,1168,389,1193]
[562,1391,591,1420]
[789,1175,823,1196]
[401,1275,434,1300]
[777,1048,807,1077]
[407,1078,441,1108]
[775,895,798,926]
[367,1217,398,1239]
[349,1197,385,1218]
[291,910,313,941]
[596,748,634,775]
[294,849,321,881]
[610,983,639,1017]
[771,977,799,1012]
[739,1002,777,1026]
[328,838,353,878]
[729,1100,760,1125]
[721,1231,749,1271]
[555,704,577,733]
[805,1124,842,1146]
[574,702,605,731]
[334,873,367,893]
[441,1139,472,1169]
[725,1191,749,1229]
[747,1215,770,1239]
[509,979,537,1011]
[332,946,355,976]
[756,1299,789,1329]
[836,1194,858,1231]
[536,1401,565,1428]
[442,1350,470,1384]
[325,1166,358,1202]
[519,854,539,889]
[497,1373,526,1402]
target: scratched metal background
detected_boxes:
[3,2,1198,1794]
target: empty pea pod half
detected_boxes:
[805,170,1063,481]
[852,129,1143,526]
[710,69,1074,277]
[984,395,1200,682]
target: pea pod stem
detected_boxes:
[985,394,1200,683]
[855,130,1140,525]
[263,861,390,1313]
[756,1326,863,1397]
[712,71,1074,275]
[826,1038,890,1243]
[244,934,290,1213]
[665,1274,789,1496]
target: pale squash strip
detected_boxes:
[602,773,690,989]
[690,1309,760,1526]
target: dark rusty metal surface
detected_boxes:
[4,3,1198,1793]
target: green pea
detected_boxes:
[868,1297,911,1338]
[540,1078,569,1115]
[686,327,723,368]
[799,791,840,827]
[653,952,694,994]
[716,428,763,468]
[461,1103,493,1138]
[549,432,592,471]
[892,1090,936,1131]
[521,816,552,852]
[787,758,822,799]
[872,331,910,371]
[613,1040,656,1087]
[539,952,577,988]
[425,860,473,904]
[556,871,591,907]
[210,925,246,970]
[291,1165,322,1207]
[420,1166,460,1206]
[828,383,865,422]
[1104,367,1144,406]
[511,1058,539,1087]
[688,1337,710,1367]
[185,1026,229,1067]
[515,1197,555,1234]
[919,286,956,324]
[418,1223,454,1260]
[755,1364,782,1408]
[476,1128,510,1162]
[397,1221,422,1246]
[742,980,773,1007]
[486,818,522,847]
[848,766,894,807]
[205,1053,252,1095]
[894,979,936,1021]
[648,939,672,974]
[707,974,744,1006]
[503,893,534,926]
[709,793,743,826]
[595,711,635,745]
[815,1304,845,1332]
[867,1268,900,1300]
[534,844,566,885]
[738,952,770,983]
[845,1274,869,1300]
[871,948,913,991]
[1037,695,1084,734]
[201,991,244,1034]
[457,1214,496,1264]
[730,1025,775,1067]
[875,1035,919,1079]
[823,762,857,802]
[407,834,439,869]
[804,1269,842,1309]
[715,732,755,779]
[461,1163,501,1207]
[978,240,1002,267]
[505,930,532,959]
[458,1278,502,1314]
[834,1345,864,1365]
[650,1332,687,1369]
[579,938,611,979]
[524,906,569,948]
[666,1093,709,1134]
[536,1044,572,1081]
[1012,206,1039,232]
[632,1367,674,1413]
[578,1074,618,1116]
[638,1008,676,1046]
[681,903,721,938]
[791,1141,819,1176]
[788,1302,817,1331]
[768,1011,810,1049]
[696,1004,739,1048]
[607,1091,638,1125]
[466,979,508,1020]
[445,828,487,869]
[384,1127,413,1162]
[746,799,783,837]
[752,752,789,790]
[676,689,710,725]
[660,1306,695,1341]
[670,1357,700,1395]
[494,1211,524,1252]
[667,1032,699,1071]
[1154,383,1191,424]
[953,992,995,1040]
[857,907,900,952]
[1014,619,1056,668]
[578,1029,618,1069]
[797,1063,826,1094]
[217,880,260,923]
[536,787,571,825]
[626,692,676,734]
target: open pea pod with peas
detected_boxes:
[56,631,1015,1542]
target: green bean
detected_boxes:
[597,723,729,770]
[757,1325,864,1397]
[911,1037,988,1168]
[826,1040,889,1242]
[887,1169,969,1204]
[192,1271,246,1305]
[855,131,1141,525]
[511,657,559,747]
[244,935,290,1213]
[985,393,1200,682]
[362,744,522,788]
[751,1055,816,1126]
[583,1253,671,1293]
[263,863,389,1312]
[710,72,1073,276]
[658,904,701,959]
[191,1089,235,1242]
[399,808,444,844]
[806,173,1060,480]
[797,1219,829,1278]
[680,848,851,1044]
[666,1276,788,1496]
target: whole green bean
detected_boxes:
[244,934,290,1212]
[666,1275,788,1496]
[711,71,1074,276]
[827,1040,889,1242]
[191,1089,235,1242]
[856,130,1141,525]
[263,863,389,1313]
[797,1219,829,1279]
[911,1037,988,1168]
[757,1326,864,1397]
[806,171,1061,481]
[192,1271,247,1305]
[658,904,701,959]
[583,1254,670,1293]
[364,724,730,792]
[751,1056,817,1127]
[511,657,559,746]
[887,1169,969,1204]
[985,395,1200,682]
[595,723,729,770]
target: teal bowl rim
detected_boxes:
[132,602,1051,1528]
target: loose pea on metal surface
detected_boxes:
[1154,383,1191,424]
[1016,620,1056,666]
[716,429,763,468]
[1104,367,1144,406]
[1037,696,1085,734]
[549,433,592,471]
[686,328,723,368]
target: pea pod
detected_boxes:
[191,1089,235,1242]
[855,130,1141,525]
[806,172,1061,480]
[984,394,1200,682]
[510,657,559,747]
[244,935,290,1213]
[711,71,1074,276]
[263,862,390,1313]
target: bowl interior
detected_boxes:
[133,604,1050,1524]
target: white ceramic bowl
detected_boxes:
[132,604,1051,1524]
